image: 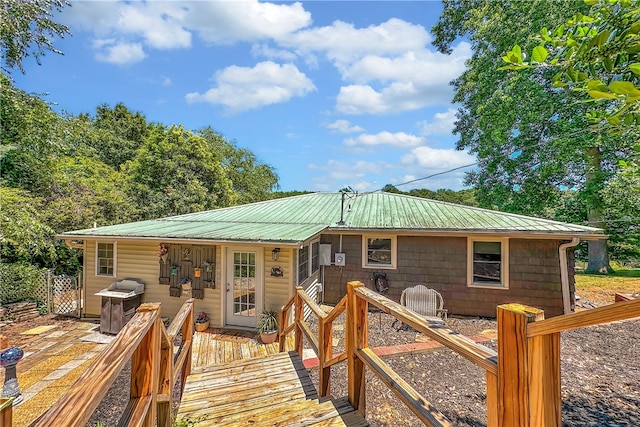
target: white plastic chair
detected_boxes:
[400,285,448,323]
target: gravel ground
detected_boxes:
[306,305,640,427]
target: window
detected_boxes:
[298,245,309,284]
[467,238,509,288]
[96,242,116,276]
[311,241,320,274]
[362,235,397,269]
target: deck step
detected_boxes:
[177,351,368,426]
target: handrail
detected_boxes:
[34,298,195,427]
[527,298,640,337]
[354,286,498,374]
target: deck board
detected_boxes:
[177,352,368,426]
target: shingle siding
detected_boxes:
[321,235,571,318]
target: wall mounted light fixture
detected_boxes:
[272,248,280,261]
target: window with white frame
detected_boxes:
[298,245,309,284]
[467,238,509,288]
[362,235,397,269]
[96,242,116,276]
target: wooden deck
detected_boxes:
[177,351,369,426]
[191,327,296,368]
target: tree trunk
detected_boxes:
[584,146,612,273]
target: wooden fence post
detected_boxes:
[130,303,161,427]
[497,303,559,427]
[294,287,304,356]
[346,281,367,414]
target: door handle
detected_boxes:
[226,284,230,292]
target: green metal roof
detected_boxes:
[59,192,604,244]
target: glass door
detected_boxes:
[226,249,262,327]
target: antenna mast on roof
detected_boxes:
[337,187,357,226]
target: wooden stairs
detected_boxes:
[176,351,369,426]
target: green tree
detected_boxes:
[197,127,279,205]
[0,186,55,261]
[92,103,150,170]
[0,0,71,74]
[124,125,236,218]
[433,0,636,272]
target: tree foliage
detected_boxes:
[500,0,640,133]
[0,0,71,74]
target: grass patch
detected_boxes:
[575,270,640,305]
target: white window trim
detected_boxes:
[362,235,397,270]
[95,240,117,277]
[310,239,320,275]
[467,237,509,289]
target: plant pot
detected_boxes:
[195,321,209,332]
[260,330,278,344]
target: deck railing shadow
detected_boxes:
[29,298,195,427]
[278,281,640,427]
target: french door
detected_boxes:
[225,248,262,328]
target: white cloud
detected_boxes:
[325,120,364,134]
[185,61,316,113]
[344,131,424,148]
[116,3,191,49]
[419,108,457,135]
[336,43,472,115]
[93,40,146,65]
[283,19,430,67]
[182,1,311,44]
[401,146,475,170]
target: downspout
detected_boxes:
[559,238,580,314]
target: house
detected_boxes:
[57,192,605,325]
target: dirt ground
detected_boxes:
[1,292,639,426]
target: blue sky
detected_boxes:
[13,0,476,193]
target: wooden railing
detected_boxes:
[1,398,12,426]
[33,298,195,427]
[278,281,640,427]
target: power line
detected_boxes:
[370,162,478,193]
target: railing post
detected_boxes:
[486,371,498,427]
[180,298,195,398]
[346,281,367,414]
[497,303,559,427]
[294,286,304,356]
[157,324,174,427]
[318,316,333,397]
[1,398,12,427]
[278,304,288,352]
[130,303,161,427]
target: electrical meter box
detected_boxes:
[334,252,346,266]
[319,244,332,266]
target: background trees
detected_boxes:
[433,0,639,270]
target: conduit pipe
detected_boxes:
[559,238,580,314]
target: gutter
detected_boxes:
[559,238,580,314]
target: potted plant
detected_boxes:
[256,309,279,344]
[195,312,209,332]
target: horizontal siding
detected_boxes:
[263,247,292,312]
[84,239,222,322]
